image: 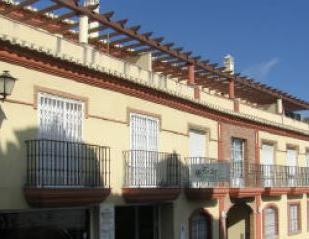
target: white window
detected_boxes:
[37,93,84,186]
[306,151,309,167]
[38,92,83,141]
[189,130,207,187]
[231,138,245,187]
[287,148,298,186]
[129,113,159,187]
[289,204,300,234]
[231,138,244,162]
[191,212,210,239]
[261,144,275,187]
[189,130,206,158]
[264,207,278,239]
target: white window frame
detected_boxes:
[129,113,160,187]
[263,207,278,239]
[37,92,85,187]
[38,92,84,142]
[289,204,300,234]
[261,143,275,187]
[231,138,245,187]
[286,147,298,186]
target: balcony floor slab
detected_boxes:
[185,188,229,200]
[122,187,181,203]
[229,188,264,198]
[24,187,111,207]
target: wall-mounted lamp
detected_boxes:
[0,70,17,100]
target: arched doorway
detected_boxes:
[227,203,253,239]
[189,209,212,239]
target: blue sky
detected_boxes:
[100,0,309,104]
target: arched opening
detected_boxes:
[263,205,279,239]
[227,203,253,239]
[189,209,212,239]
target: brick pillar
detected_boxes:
[233,98,240,112]
[228,78,235,99]
[255,195,262,239]
[188,64,200,100]
[219,198,227,239]
[188,64,195,85]
[194,86,200,99]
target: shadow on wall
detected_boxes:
[0,106,6,128]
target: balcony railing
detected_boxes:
[25,139,110,188]
[187,157,309,188]
[124,150,181,188]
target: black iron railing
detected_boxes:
[26,139,110,188]
[186,157,309,188]
[257,165,309,187]
[124,150,181,188]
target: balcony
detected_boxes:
[258,164,309,196]
[185,158,309,200]
[24,139,111,207]
[122,150,182,203]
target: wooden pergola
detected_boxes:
[0,0,308,111]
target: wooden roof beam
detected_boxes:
[57,10,79,20]
[91,31,123,42]
[51,0,309,110]
[134,47,155,54]
[37,4,62,14]
[88,18,127,33]
[3,0,38,14]
[152,37,164,43]
[122,42,145,50]
[102,11,114,19]
[110,37,135,46]
[156,55,177,62]
[163,42,175,48]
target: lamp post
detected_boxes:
[0,70,17,100]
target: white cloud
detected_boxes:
[243,57,280,82]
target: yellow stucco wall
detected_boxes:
[1,13,309,239]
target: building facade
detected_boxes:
[0,0,309,239]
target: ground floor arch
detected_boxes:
[226,203,254,239]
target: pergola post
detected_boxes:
[228,78,235,99]
[188,64,195,85]
[276,98,283,114]
[79,15,89,44]
[187,64,200,100]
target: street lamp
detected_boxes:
[0,70,17,100]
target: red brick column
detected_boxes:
[188,64,195,85]
[228,78,235,99]
[188,64,200,100]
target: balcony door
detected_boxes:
[287,148,297,186]
[130,113,159,187]
[189,130,206,187]
[261,144,274,187]
[38,93,84,186]
[231,138,245,187]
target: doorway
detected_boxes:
[115,205,159,239]
[227,203,253,239]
